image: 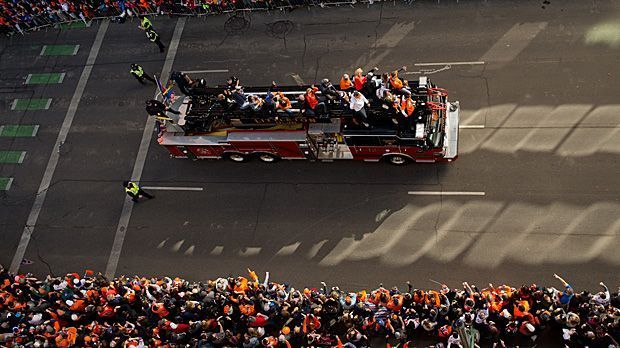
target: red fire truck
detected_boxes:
[155,76,459,165]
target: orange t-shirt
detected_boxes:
[340,77,353,90]
[390,77,403,89]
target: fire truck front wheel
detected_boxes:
[254,153,280,163]
[224,152,249,163]
[384,154,412,166]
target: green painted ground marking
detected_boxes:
[55,21,90,29]
[0,125,39,137]
[25,73,65,85]
[11,98,52,110]
[0,177,14,190]
[0,151,26,164]
[40,45,80,56]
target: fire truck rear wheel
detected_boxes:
[385,154,411,165]
[255,153,280,163]
[226,153,249,163]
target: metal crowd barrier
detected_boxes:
[2,0,403,36]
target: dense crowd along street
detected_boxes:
[2,0,387,35]
[0,268,619,347]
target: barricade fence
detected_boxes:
[1,0,405,36]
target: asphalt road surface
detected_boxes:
[0,0,619,291]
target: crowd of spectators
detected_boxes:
[1,0,362,36]
[0,266,618,347]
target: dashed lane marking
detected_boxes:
[40,44,80,56]
[182,69,229,74]
[25,73,65,85]
[55,21,90,30]
[11,98,52,110]
[0,125,39,137]
[414,61,486,66]
[459,125,485,129]
[141,186,203,191]
[408,191,486,196]
[9,21,109,274]
[0,151,26,164]
[0,177,14,191]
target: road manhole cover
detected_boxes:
[224,15,250,35]
[266,20,294,39]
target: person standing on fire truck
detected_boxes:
[345,91,370,127]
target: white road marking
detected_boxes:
[414,61,485,66]
[354,21,415,71]
[3,177,14,191]
[408,191,486,196]
[9,21,109,274]
[10,99,17,110]
[182,69,229,74]
[31,125,40,136]
[459,125,485,129]
[404,65,452,75]
[210,246,224,255]
[58,72,66,83]
[25,74,32,84]
[105,18,186,279]
[18,151,26,164]
[171,239,185,252]
[141,186,203,191]
[290,73,305,85]
[72,45,80,55]
[40,45,47,56]
[480,22,547,64]
[276,242,301,256]
[184,245,195,256]
[44,98,52,110]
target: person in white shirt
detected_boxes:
[592,282,610,306]
[447,332,463,347]
[347,91,370,127]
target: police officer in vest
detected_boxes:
[123,181,154,202]
[130,64,157,84]
[138,15,153,31]
[146,28,166,53]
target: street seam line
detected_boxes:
[105,17,187,279]
[9,21,109,274]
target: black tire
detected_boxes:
[225,152,249,163]
[255,153,280,163]
[385,154,411,166]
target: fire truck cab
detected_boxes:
[156,76,459,165]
